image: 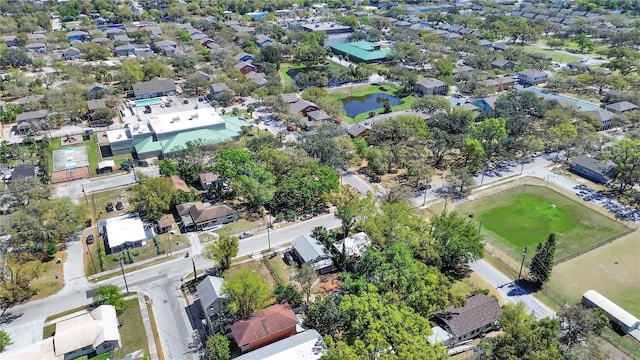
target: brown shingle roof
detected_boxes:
[199,172,220,183]
[169,175,190,192]
[176,201,236,223]
[434,294,501,338]
[158,214,174,229]
[231,304,299,347]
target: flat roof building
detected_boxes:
[99,213,148,253]
[330,41,391,63]
[301,22,352,34]
[582,290,640,336]
[148,107,225,140]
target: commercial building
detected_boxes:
[106,109,250,159]
[330,41,391,63]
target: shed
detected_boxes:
[97,160,116,173]
[582,290,640,334]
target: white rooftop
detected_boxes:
[106,128,130,144]
[104,214,147,249]
[235,330,324,360]
[332,232,372,257]
[147,107,224,135]
[582,290,640,329]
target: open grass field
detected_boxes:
[327,83,416,123]
[548,230,640,317]
[518,45,582,63]
[114,299,149,358]
[538,39,609,58]
[458,186,629,260]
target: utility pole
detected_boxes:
[517,246,528,281]
[81,184,88,204]
[477,217,484,237]
[168,234,173,256]
[87,241,97,273]
[192,258,197,283]
[443,195,449,213]
[266,211,271,251]
[119,259,129,294]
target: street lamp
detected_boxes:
[86,241,97,273]
[517,246,528,281]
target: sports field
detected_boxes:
[458,186,629,260]
[548,231,640,317]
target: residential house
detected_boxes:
[415,78,447,96]
[472,96,498,113]
[1,305,121,359]
[87,99,107,118]
[245,71,269,87]
[99,213,149,254]
[235,61,257,75]
[291,234,334,274]
[197,276,228,330]
[201,38,220,50]
[289,99,319,116]
[113,34,132,43]
[589,67,611,76]
[91,37,111,44]
[456,103,480,115]
[210,83,232,100]
[532,53,553,62]
[199,172,220,190]
[582,108,616,130]
[332,232,371,257]
[62,47,82,60]
[16,109,49,133]
[280,93,299,104]
[234,330,324,360]
[177,201,238,232]
[104,28,124,39]
[154,39,178,55]
[570,155,616,184]
[66,30,88,41]
[25,42,47,54]
[480,77,515,92]
[517,69,548,86]
[492,44,511,52]
[231,303,300,354]
[478,39,493,48]
[491,59,516,70]
[195,71,213,82]
[169,175,190,192]
[430,294,502,347]
[347,123,370,138]
[255,34,274,48]
[157,214,174,234]
[606,101,638,114]
[453,65,475,80]
[234,52,254,62]
[11,163,36,181]
[132,78,176,99]
[114,44,136,57]
[567,61,588,71]
[307,110,331,122]
[2,35,18,47]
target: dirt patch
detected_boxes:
[313,273,342,297]
[51,167,89,183]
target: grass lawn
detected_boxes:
[538,39,609,58]
[216,218,266,238]
[518,45,582,63]
[114,299,149,358]
[457,185,629,260]
[226,257,292,295]
[86,187,133,221]
[30,250,66,300]
[327,83,416,123]
[548,230,640,317]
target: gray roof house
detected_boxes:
[491,59,516,70]
[177,201,238,232]
[415,78,447,96]
[87,99,107,112]
[606,101,638,114]
[291,234,334,274]
[570,155,616,184]
[197,276,228,326]
[25,42,47,54]
[582,108,617,130]
[210,83,232,99]
[132,78,176,99]
[62,47,82,60]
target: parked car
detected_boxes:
[283,252,294,265]
[106,202,114,212]
[183,99,189,104]
[239,231,254,239]
[115,201,123,211]
[533,151,542,157]
[300,214,313,221]
[86,234,95,245]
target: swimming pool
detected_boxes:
[134,97,163,107]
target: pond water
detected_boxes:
[342,92,403,118]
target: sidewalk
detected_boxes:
[87,247,189,282]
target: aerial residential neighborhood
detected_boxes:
[0,0,639,359]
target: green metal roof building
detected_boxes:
[330,41,392,63]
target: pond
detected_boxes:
[342,92,403,118]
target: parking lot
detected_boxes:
[573,184,640,222]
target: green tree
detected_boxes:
[0,330,12,352]
[233,174,274,214]
[557,304,608,359]
[411,95,450,115]
[274,284,303,308]
[294,40,326,67]
[0,253,38,316]
[203,235,239,271]
[608,138,640,192]
[130,174,176,222]
[305,296,349,337]
[429,212,484,280]
[366,147,392,176]
[433,58,454,78]
[445,168,475,196]
[528,233,557,286]
[223,267,270,317]
[572,33,595,53]
[158,158,179,176]
[294,263,316,303]
[93,284,127,312]
[117,59,144,90]
[212,149,256,180]
[549,122,578,162]
[205,334,230,360]
[462,138,485,171]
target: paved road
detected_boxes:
[469,260,555,320]
[341,171,374,195]
[1,214,340,356]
